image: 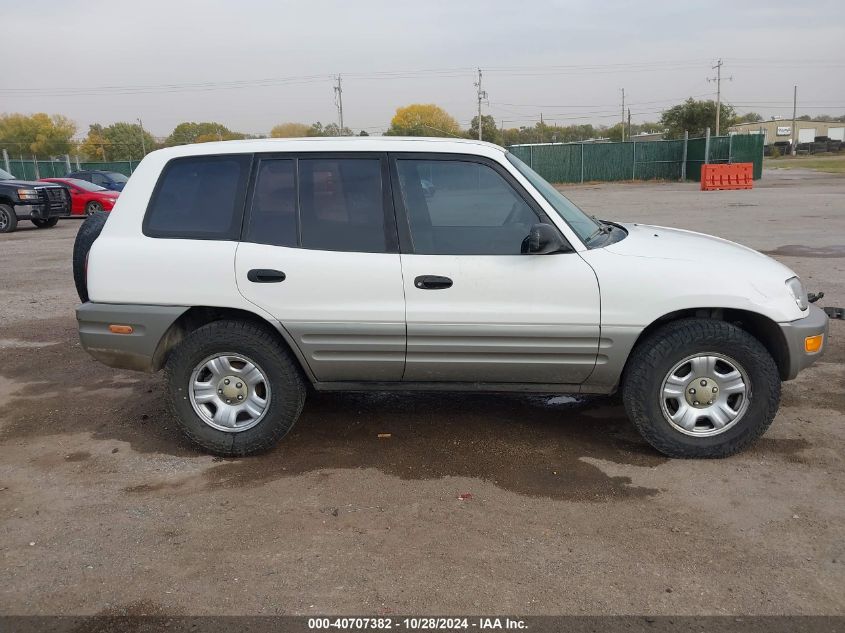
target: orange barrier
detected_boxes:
[700,162,753,191]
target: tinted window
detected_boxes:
[298,158,386,253]
[396,159,539,255]
[246,159,297,247]
[91,172,107,186]
[144,155,250,239]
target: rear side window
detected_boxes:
[299,159,386,252]
[144,155,250,239]
[245,157,388,253]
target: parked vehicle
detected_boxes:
[39,177,120,216]
[66,169,129,192]
[73,138,828,458]
[0,167,71,233]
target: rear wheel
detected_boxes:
[0,204,17,233]
[85,201,103,216]
[622,318,781,458]
[32,217,59,228]
[164,320,306,456]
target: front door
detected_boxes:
[391,155,600,385]
[236,154,406,382]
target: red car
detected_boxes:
[39,177,120,216]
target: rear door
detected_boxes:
[235,153,406,382]
[391,154,600,385]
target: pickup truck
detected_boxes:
[0,167,71,233]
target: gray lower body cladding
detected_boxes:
[77,303,189,372]
[777,304,829,380]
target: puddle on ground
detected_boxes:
[200,391,665,501]
[762,244,845,258]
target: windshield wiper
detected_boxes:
[585,216,612,243]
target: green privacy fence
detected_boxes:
[3,158,141,180]
[509,134,764,184]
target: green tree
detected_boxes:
[270,122,310,138]
[306,121,352,136]
[385,104,461,137]
[80,122,156,161]
[165,122,243,145]
[735,112,763,123]
[0,112,77,157]
[467,115,501,145]
[659,98,737,139]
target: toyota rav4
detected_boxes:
[73,137,828,458]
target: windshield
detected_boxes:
[0,167,15,180]
[506,152,600,243]
[66,178,107,192]
[105,172,129,183]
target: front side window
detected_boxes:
[144,155,250,239]
[91,173,107,186]
[105,171,129,183]
[505,152,599,243]
[396,159,539,255]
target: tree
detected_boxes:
[79,122,156,161]
[385,104,461,137]
[467,115,501,145]
[306,122,352,136]
[0,112,76,157]
[659,98,737,139]
[270,122,310,138]
[165,122,244,146]
[735,112,763,123]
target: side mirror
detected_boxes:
[522,223,565,255]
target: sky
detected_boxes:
[3,0,844,139]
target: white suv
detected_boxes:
[74,137,828,458]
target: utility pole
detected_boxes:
[334,75,344,136]
[627,108,631,141]
[791,85,798,156]
[475,68,487,141]
[137,118,147,156]
[620,88,625,142]
[707,59,732,136]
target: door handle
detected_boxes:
[414,275,452,290]
[247,269,286,283]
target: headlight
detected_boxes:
[17,188,39,201]
[785,276,808,311]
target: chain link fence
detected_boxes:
[1,153,140,180]
[509,134,764,184]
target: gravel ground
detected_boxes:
[0,169,843,616]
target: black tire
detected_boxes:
[622,318,781,458]
[85,201,103,216]
[72,210,108,302]
[0,204,17,233]
[32,217,59,228]
[164,320,306,456]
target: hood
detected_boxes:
[606,223,795,279]
[2,179,64,188]
[99,191,120,198]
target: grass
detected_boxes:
[765,153,845,174]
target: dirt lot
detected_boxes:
[1,169,843,616]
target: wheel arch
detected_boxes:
[151,306,315,383]
[622,307,790,383]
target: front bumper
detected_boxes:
[14,201,67,220]
[778,304,829,380]
[77,302,189,372]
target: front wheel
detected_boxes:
[622,318,781,458]
[0,204,18,233]
[32,217,59,228]
[164,320,306,456]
